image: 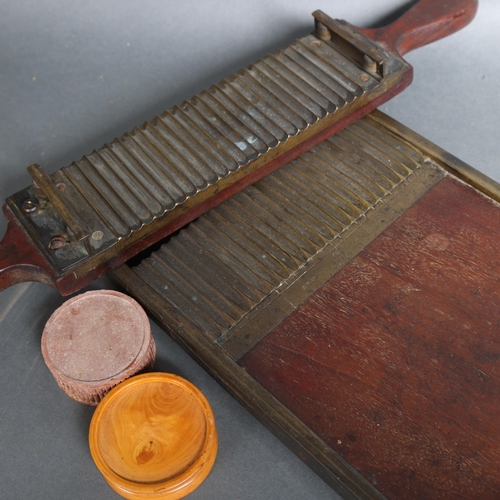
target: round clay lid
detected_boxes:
[89,372,218,499]
[42,290,151,385]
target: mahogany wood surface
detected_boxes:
[0,204,55,291]
[359,0,479,57]
[240,176,500,499]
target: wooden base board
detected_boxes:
[112,110,500,499]
[240,175,500,499]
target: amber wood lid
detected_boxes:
[89,372,218,499]
[41,290,156,405]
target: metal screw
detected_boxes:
[359,74,370,82]
[316,22,331,41]
[363,55,378,74]
[49,235,67,250]
[91,230,104,241]
[22,198,39,213]
[311,40,322,47]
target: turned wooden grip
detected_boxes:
[0,204,55,292]
[359,0,478,57]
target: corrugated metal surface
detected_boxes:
[132,114,424,338]
[51,35,380,241]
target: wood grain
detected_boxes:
[240,176,500,499]
[359,0,478,57]
[89,373,218,499]
[0,204,55,291]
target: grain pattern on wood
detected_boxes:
[240,176,500,500]
[358,0,478,57]
[89,373,218,499]
[0,204,56,291]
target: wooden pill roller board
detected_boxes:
[113,109,500,500]
[0,0,478,296]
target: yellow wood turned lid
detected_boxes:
[89,372,218,500]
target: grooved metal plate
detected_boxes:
[9,29,405,276]
[113,109,500,500]
[130,113,430,343]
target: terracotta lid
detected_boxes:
[89,372,218,499]
[41,290,156,405]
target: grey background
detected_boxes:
[0,1,498,499]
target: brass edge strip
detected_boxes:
[368,110,500,203]
[220,160,445,361]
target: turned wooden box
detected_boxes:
[89,372,218,500]
[112,110,500,500]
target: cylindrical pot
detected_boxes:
[41,289,156,405]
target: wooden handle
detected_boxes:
[0,204,55,292]
[358,0,478,57]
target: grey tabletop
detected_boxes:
[1,1,499,499]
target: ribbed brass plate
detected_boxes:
[9,21,406,275]
[128,114,442,356]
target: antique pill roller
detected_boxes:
[112,112,500,499]
[0,0,477,296]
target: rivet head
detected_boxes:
[49,235,67,250]
[22,198,39,213]
[316,22,331,41]
[92,231,104,241]
[359,74,370,82]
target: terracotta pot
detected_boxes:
[41,290,156,405]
